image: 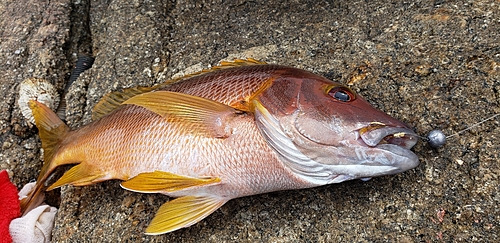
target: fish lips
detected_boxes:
[356,125,419,174]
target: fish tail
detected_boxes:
[20,100,70,215]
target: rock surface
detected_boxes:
[1,0,499,242]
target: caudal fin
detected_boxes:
[20,100,70,215]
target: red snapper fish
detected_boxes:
[21,59,419,235]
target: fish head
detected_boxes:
[254,68,419,185]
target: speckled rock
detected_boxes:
[1,0,499,242]
[0,0,72,188]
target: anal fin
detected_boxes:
[146,196,226,235]
[120,170,220,193]
[47,164,104,191]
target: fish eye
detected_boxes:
[327,87,355,102]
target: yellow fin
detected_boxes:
[158,58,267,88]
[91,59,266,121]
[92,86,155,120]
[123,91,242,138]
[21,101,70,214]
[146,196,227,235]
[120,171,220,193]
[47,164,104,191]
[28,100,70,169]
[218,58,267,66]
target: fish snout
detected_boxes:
[353,123,420,175]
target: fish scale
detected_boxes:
[60,103,305,197]
[21,60,419,235]
[158,65,286,110]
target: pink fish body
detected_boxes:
[22,60,418,234]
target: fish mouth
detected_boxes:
[358,122,419,149]
[354,122,419,175]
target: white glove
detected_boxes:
[9,183,57,243]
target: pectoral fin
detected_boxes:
[122,91,243,138]
[146,196,227,235]
[120,171,220,193]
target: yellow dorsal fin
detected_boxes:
[91,59,266,121]
[46,164,105,191]
[120,171,221,193]
[218,58,267,67]
[145,196,227,235]
[92,86,156,120]
[159,58,267,87]
[123,91,243,138]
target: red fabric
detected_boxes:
[0,170,20,243]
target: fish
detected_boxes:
[20,59,419,235]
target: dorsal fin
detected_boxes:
[92,86,155,120]
[155,58,267,89]
[92,58,267,121]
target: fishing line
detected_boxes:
[423,113,500,148]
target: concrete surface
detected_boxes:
[1,0,499,242]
